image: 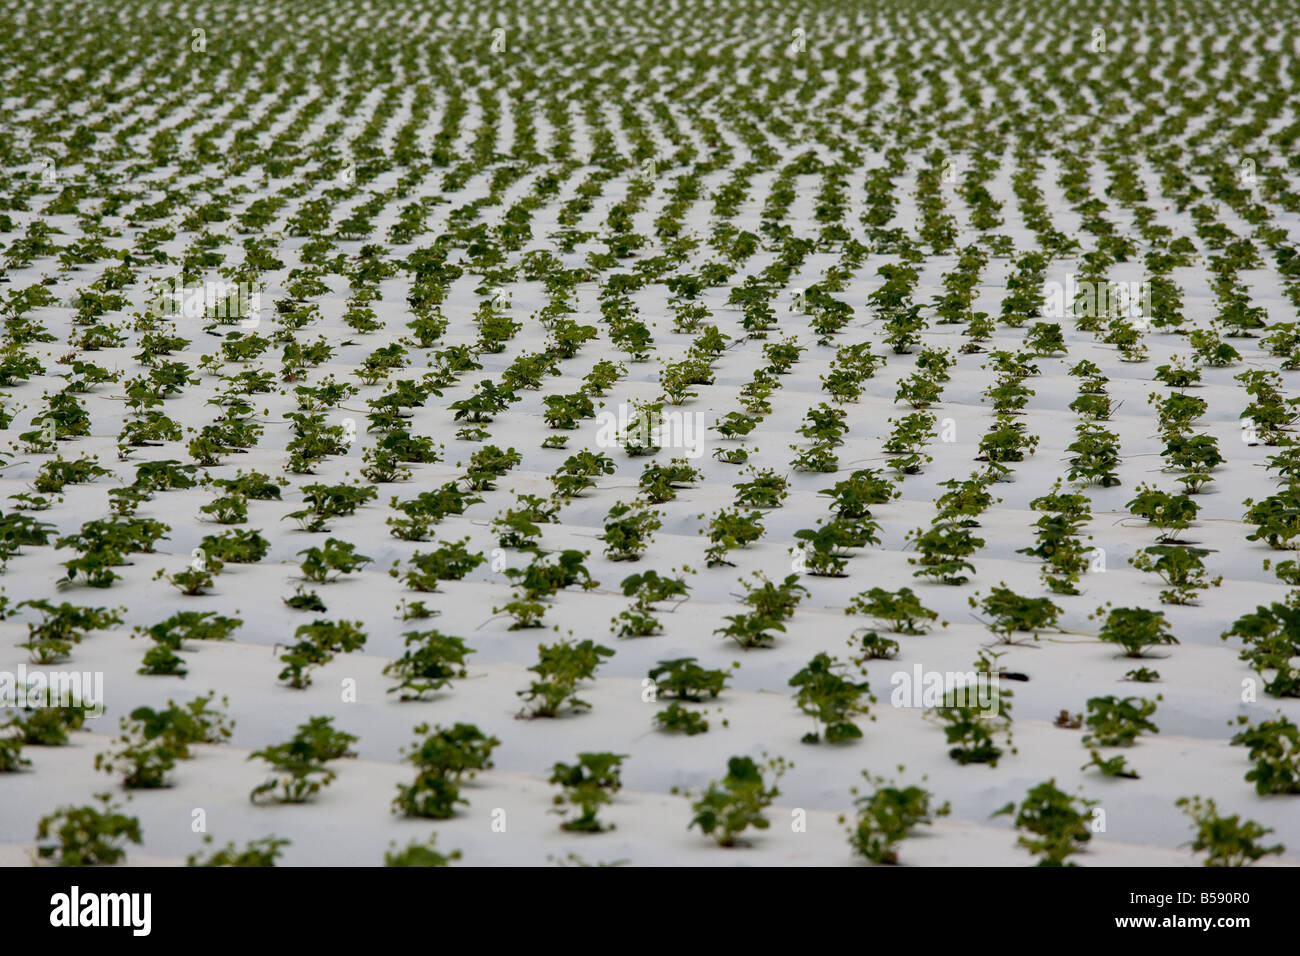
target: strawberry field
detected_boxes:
[2,0,1300,866]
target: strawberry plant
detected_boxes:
[0,737,31,772]
[600,501,661,561]
[639,459,701,503]
[845,772,950,864]
[384,834,460,867]
[517,639,614,717]
[298,538,372,583]
[1125,485,1198,542]
[1094,606,1178,658]
[7,706,87,746]
[613,570,690,637]
[700,508,765,566]
[188,835,290,867]
[1083,696,1159,747]
[648,657,730,701]
[1129,544,1221,604]
[907,517,984,585]
[972,585,1062,644]
[35,794,142,867]
[994,780,1096,866]
[1176,796,1283,867]
[549,752,626,832]
[250,716,357,805]
[393,722,499,819]
[687,754,789,848]
[1081,750,1140,779]
[1222,600,1300,697]
[789,653,873,743]
[383,630,474,700]
[277,619,367,688]
[1230,716,1300,795]
[397,539,486,591]
[847,586,939,634]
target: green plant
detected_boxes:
[600,501,661,561]
[847,586,939,634]
[612,569,691,637]
[687,754,789,847]
[35,794,142,866]
[298,537,372,583]
[277,619,367,688]
[1230,716,1300,795]
[1125,485,1199,542]
[648,657,730,702]
[7,705,87,746]
[845,772,950,864]
[1066,424,1121,487]
[1176,796,1284,867]
[994,780,1096,866]
[789,653,873,743]
[639,459,702,503]
[393,722,499,819]
[550,752,626,832]
[907,518,984,585]
[654,702,711,735]
[972,585,1062,644]
[384,834,461,867]
[249,716,357,804]
[1081,750,1140,779]
[1221,600,1300,697]
[396,539,485,591]
[848,630,900,662]
[0,736,32,772]
[1129,544,1221,604]
[383,629,474,700]
[1083,696,1159,747]
[187,835,290,867]
[1094,606,1178,658]
[700,508,765,566]
[517,639,614,717]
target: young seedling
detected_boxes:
[1082,696,1160,747]
[993,779,1097,866]
[393,723,499,819]
[687,754,790,848]
[549,752,626,832]
[789,652,874,743]
[1093,605,1178,658]
[1081,749,1140,779]
[844,770,950,864]
[383,630,474,700]
[971,585,1061,645]
[384,834,461,867]
[517,639,614,718]
[1176,796,1284,867]
[612,569,691,637]
[187,835,290,867]
[249,716,357,805]
[1129,545,1221,605]
[847,586,939,634]
[1230,716,1300,795]
[600,501,662,561]
[297,537,372,583]
[35,794,142,867]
